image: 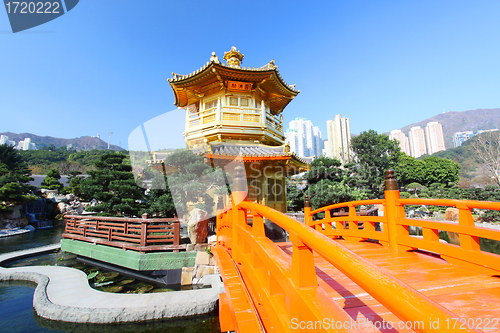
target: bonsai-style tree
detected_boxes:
[80,152,145,216]
[0,144,36,213]
[40,168,64,192]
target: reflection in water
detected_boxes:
[0,225,65,254]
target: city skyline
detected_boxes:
[285,118,323,158]
[2,2,500,151]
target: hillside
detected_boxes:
[431,132,498,186]
[0,132,124,151]
[398,108,500,149]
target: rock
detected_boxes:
[71,201,84,214]
[195,252,211,265]
[207,235,217,244]
[447,231,460,245]
[187,208,209,244]
[57,203,69,214]
[181,267,194,285]
[66,194,76,201]
[445,207,459,221]
[24,225,35,232]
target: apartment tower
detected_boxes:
[389,130,411,155]
[408,126,427,158]
[425,121,446,155]
[327,114,351,164]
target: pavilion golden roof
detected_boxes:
[168,47,299,115]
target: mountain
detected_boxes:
[397,108,500,149]
[0,132,125,151]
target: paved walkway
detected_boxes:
[0,244,223,323]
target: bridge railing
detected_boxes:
[217,166,477,333]
[305,170,500,275]
[63,213,183,252]
[306,198,388,243]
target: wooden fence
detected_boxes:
[63,213,184,252]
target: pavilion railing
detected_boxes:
[63,213,183,252]
[215,166,477,333]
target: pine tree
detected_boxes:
[65,170,85,197]
[80,152,145,216]
[40,168,64,192]
[0,144,36,213]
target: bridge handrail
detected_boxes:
[309,199,386,216]
[306,199,389,243]
[303,175,500,275]
[397,197,500,210]
[234,199,476,333]
[393,197,500,275]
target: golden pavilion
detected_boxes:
[152,47,311,213]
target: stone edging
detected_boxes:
[0,243,224,323]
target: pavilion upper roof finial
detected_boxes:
[224,46,244,69]
[210,51,220,64]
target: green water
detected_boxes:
[3,250,204,294]
[0,225,65,254]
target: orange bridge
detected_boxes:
[213,168,500,333]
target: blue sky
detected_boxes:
[1,0,500,150]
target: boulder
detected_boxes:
[71,201,84,214]
[57,202,69,214]
[24,224,35,232]
[187,208,209,244]
[445,207,459,222]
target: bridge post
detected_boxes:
[384,169,402,251]
[304,195,311,225]
[231,166,248,264]
[140,213,150,248]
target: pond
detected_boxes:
[3,250,205,294]
[0,280,220,333]
[0,224,221,333]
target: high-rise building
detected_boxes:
[425,121,445,155]
[0,135,8,145]
[408,126,427,158]
[286,118,322,158]
[327,114,351,164]
[15,138,36,150]
[322,139,329,157]
[285,129,299,154]
[23,138,32,150]
[313,126,323,158]
[453,131,474,148]
[389,130,411,155]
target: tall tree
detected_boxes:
[0,144,36,213]
[421,156,460,186]
[65,171,85,197]
[158,149,228,217]
[394,153,426,187]
[471,131,500,186]
[40,168,64,192]
[350,130,401,198]
[297,156,368,210]
[80,152,145,216]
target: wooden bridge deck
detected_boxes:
[277,239,500,332]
